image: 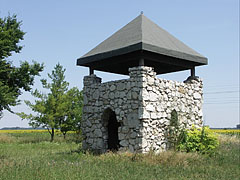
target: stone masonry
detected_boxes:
[81,66,203,153]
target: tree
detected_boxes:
[18,63,68,141]
[0,14,44,117]
[59,87,83,138]
[18,63,83,141]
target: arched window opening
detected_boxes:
[102,108,120,151]
[170,109,179,127]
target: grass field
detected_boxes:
[0,130,239,180]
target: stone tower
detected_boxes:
[77,14,208,153]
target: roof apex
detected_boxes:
[77,14,208,75]
[80,14,206,60]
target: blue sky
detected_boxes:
[0,0,239,128]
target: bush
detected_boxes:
[177,126,219,154]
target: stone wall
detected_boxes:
[81,66,203,153]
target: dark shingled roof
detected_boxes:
[77,14,208,75]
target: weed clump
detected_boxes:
[177,126,219,154]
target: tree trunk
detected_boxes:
[51,128,54,142]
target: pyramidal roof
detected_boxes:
[77,14,208,75]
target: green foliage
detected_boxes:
[0,14,25,60]
[59,87,83,137]
[167,110,219,154]
[178,126,219,154]
[0,14,44,117]
[18,63,83,141]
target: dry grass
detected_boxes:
[97,150,203,168]
[0,134,17,143]
[142,151,202,167]
[218,134,240,144]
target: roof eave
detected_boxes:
[77,42,208,66]
[77,42,142,66]
[142,43,208,65]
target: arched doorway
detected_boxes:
[102,108,120,151]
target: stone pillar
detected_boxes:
[183,77,204,128]
[129,66,159,153]
[83,74,101,87]
[82,74,102,152]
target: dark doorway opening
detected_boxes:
[103,108,120,151]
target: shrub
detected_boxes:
[177,126,219,154]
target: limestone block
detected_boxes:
[166,102,171,107]
[110,84,116,91]
[85,127,90,133]
[92,90,100,100]
[118,99,123,105]
[142,82,147,88]
[122,126,129,134]
[163,94,168,101]
[132,91,138,99]
[131,82,136,88]
[127,113,139,128]
[120,140,128,147]
[165,82,170,88]
[147,86,153,91]
[188,89,193,96]
[198,110,203,117]
[114,91,120,98]
[87,138,94,144]
[96,138,104,148]
[149,91,158,101]
[119,92,125,98]
[103,92,109,100]
[129,139,135,145]
[130,131,137,138]
[139,108,150,119]
[166,89,171,94]
[156,105,164,112]
[94,129,102,137]
[148,78,155,85]
[192,106,198,113]
[132,104,138,110]
[193,92,201,99]
[83,94,88,104]
[122,104,127,110]
[120,111,124,118]
[126,82,131,90]
[146,104,154,112]
[142,139,148,148]
[109,92,115,99]
[129,145,134,152]
[86,120,92,127]
[127,91,131,100]
[180,104,186,112]
[103,100,109,105]
[150,112,158,119]
[119,133,125,140]
[115,108,121,115]
[117,82,126,91]
[161,112,167,118]
[142,89,149,100]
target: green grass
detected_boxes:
[0,132,239,180]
